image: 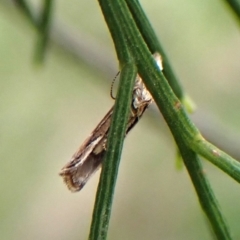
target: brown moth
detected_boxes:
[59,53,163,192]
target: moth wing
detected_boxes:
[59,136,103,192]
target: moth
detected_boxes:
[59,53,163,192]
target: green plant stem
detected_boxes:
[14,0,53,63]
[178,141,232,239]
[35,0,54,63]
[14,0,37,26]
[97,0,237,238]
[89,63,137,240]
[89,1,138,238]
[105,0,240,184]
[125,0,183,100]
[192,136,240,182]
[97,0,132,65]
[223,0,240,21]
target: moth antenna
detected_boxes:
[110,71,120,100]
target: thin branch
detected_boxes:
[104,0,235,238]
[110,0,240,184]
[13,0,54,63]
[89,64,137,240]
[35,0,54,63]
[13,0,37,26]
[222,0,240,22]
[178,140,232,239]
[192,137,240,182]
[125,0,184,100]
[89,1,136,238]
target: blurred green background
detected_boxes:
[1,0,240,239]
